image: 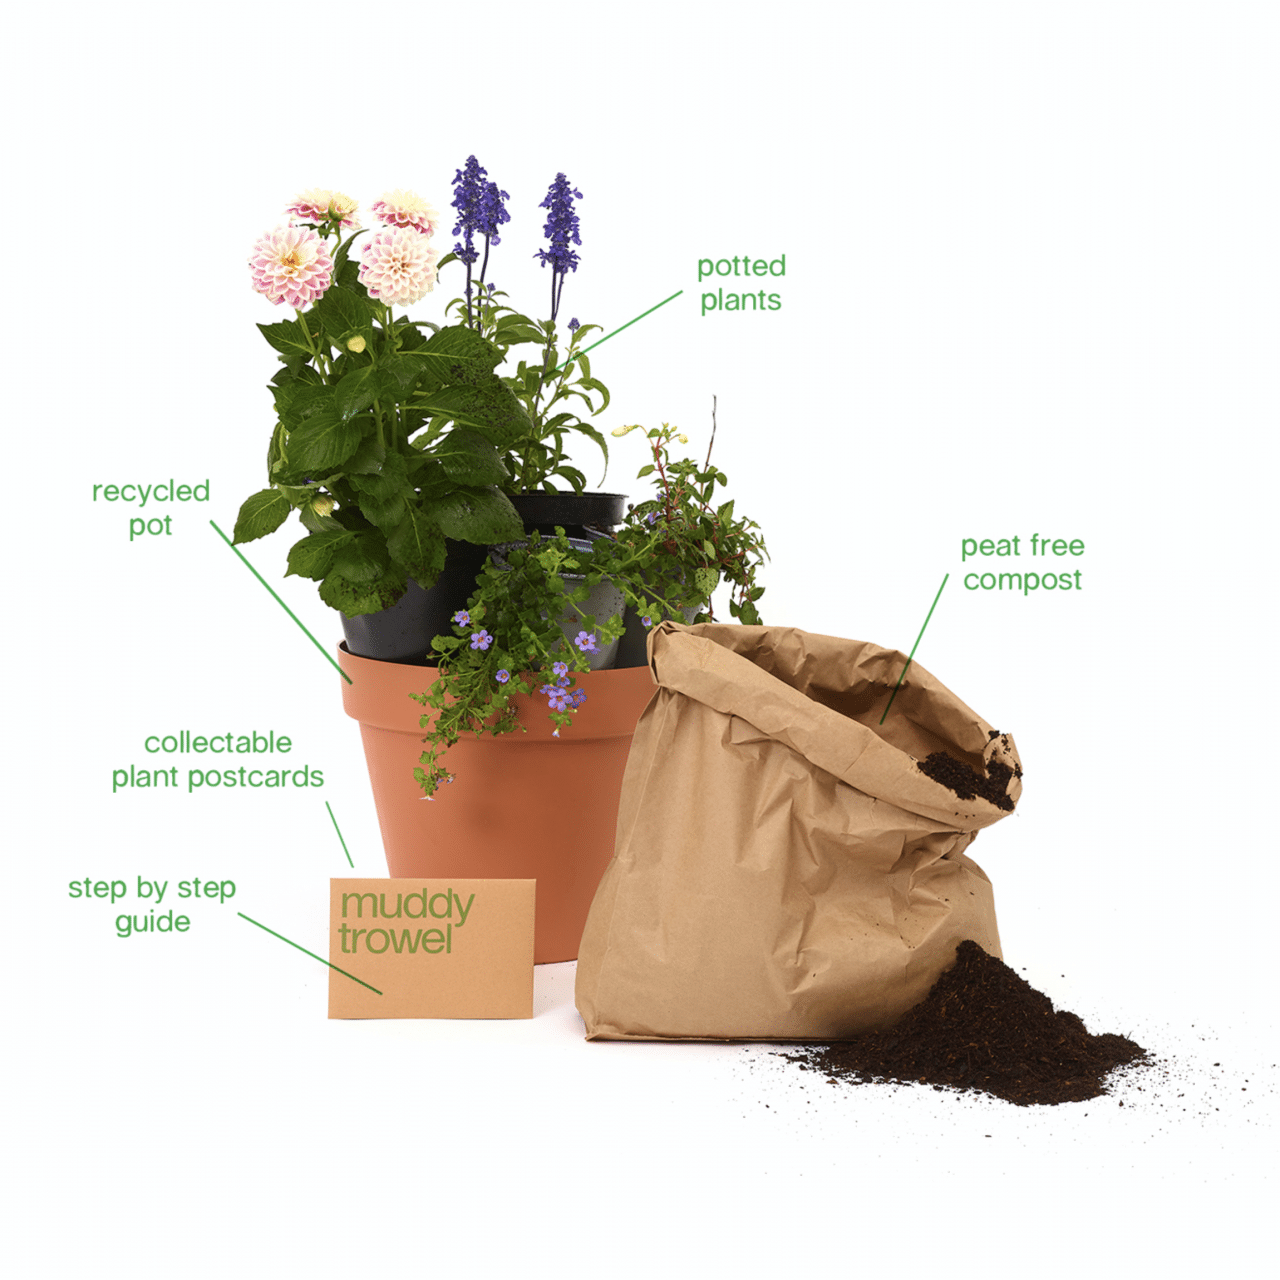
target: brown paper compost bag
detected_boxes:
[574,622,1022,1041]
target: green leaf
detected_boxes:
[387,505,448,586]
[298,503,344,534]
[554,465,588,493]
[287,407,366,472]
[414,378,533,447]
[423,487,524,543]
[395,322,430,352]
[333,365,378,422]
[694,566,719,598]
[331,229,369,283]
[418,324,504,383]
[350,452,409,528]
[258,318,314,360]
[344,435,387,475]
[492,319,546,346]
[433,427,509,486]
[336,260,363,292]
[269,355,306,382]
[313,285,376,338]
[318,565,408,617]
[271,381,334,429]
[636,463,655,478]
[232,489,291,543]
[380,355,421,393]
[267,421,288,476]
[357,490,406,529]
[349,448,407,493]
[285,529,353,581]
[578,376,611,415]
[330,531,390,583]
[575,421,610,470]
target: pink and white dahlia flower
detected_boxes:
[285,188,360,229]
[249,225,334,309]
[369,189,441,236]
[358,227,439,307]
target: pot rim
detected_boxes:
[338,642,656,740]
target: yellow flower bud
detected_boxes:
[677,433,689,444]
[346,335,367,353]
[611,423,641,437]
[311,494,335,517]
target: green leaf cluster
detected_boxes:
[235,181,629,620]
[411,424,768,798]
[442,286,612,494]
[233,243,527,616]
[610,423,770,628]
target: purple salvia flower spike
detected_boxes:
[534,173,583,323]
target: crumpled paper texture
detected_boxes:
[575,622,1021,1041]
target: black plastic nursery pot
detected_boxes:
[506,490,626,539]
[339,539,488,666]
[338,492,630,665]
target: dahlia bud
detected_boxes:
[346,335,366,353]
[311,494,335,517]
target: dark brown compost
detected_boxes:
[787,941,1148,1106]
[917,751,1017,812]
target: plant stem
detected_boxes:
[294,308,330,380]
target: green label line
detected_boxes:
[557,290,683,370]
[880,574,949,725]
[326,801,354,868]
[210,521,352,685]
[238,911,381,994]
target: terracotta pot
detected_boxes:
[338,643,656,963]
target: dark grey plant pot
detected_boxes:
[338,493,628,666]
[338,538,489,666]
[489,535,626,671]
[508,491,627,538]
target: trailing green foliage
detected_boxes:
[412,423,768,797]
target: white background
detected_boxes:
[5,2,1277,1275]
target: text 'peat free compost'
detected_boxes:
[960,532,1086,596]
